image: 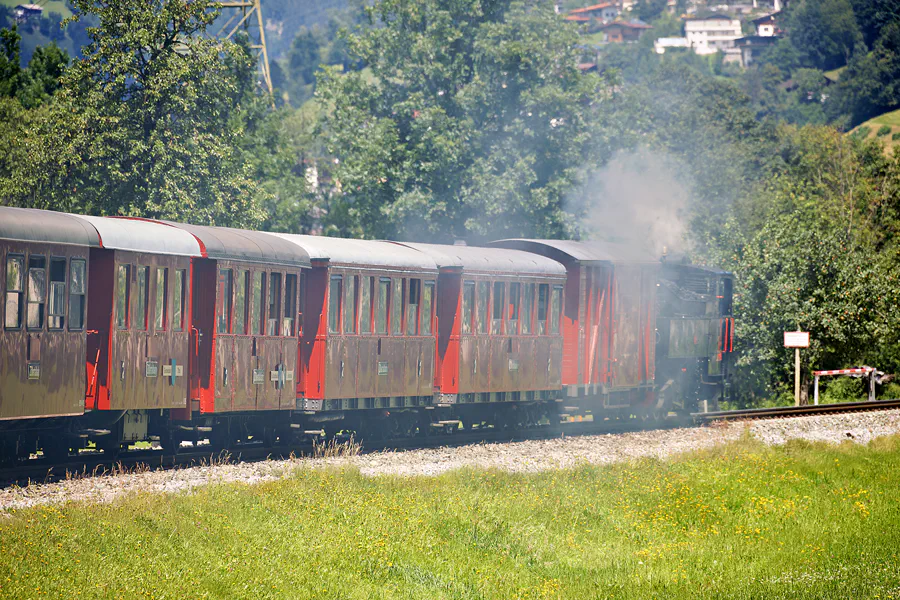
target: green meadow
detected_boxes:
[1,435,899,599]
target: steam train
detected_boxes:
[0,207,733,461]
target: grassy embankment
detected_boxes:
[851,107,900,154]
[1,436,900,599]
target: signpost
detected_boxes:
[784,331,810,406]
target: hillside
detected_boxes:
[851,108,900,155]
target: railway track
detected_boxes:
[0,417,688,488]
[7,400,898,487]
[693,398,900,422]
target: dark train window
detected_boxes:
[134,266,149,331]
[376,278,390,335]
[550,285,563,334]
[407,279,420,336]
[26,255,46,331]
[48,258,66,330]
[491,282,505,335]
[328,275,342,334]
[268,273,282,336]
[507,282,520,335]
[462,281,475,335]
[360,276,373,334]
[537,283,549,335]
[68,259,86,331]
[254,272,265,335]
[154,268,168,331]
[284,273,297,336]
[173,269,185,332]
[116,264,130,330]
[522,283,535,335]
[4,255,24,329]
[217,269,233,334]
[343,274,357,334]
[234,270,248,335]
[421,281,434,335]
[477,281,489,334]
[392,278,404,336]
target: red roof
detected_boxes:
[565,14,590,21]
[569,3,614,14]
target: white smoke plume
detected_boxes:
[568,148,691,257]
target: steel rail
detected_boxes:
[693,398,900,422]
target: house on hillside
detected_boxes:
[13,4,42,22]
[734,35,778,66]
[684,14,742,55]
[752,12,780,36]
[566,3,620,25]
[598,20,652,43]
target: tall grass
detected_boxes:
[1,436,899,598]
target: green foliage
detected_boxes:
[877,124,893,136]
[318,0,617,241]
[893,132,900,141]
[633,0,667,22]
[786,0,863,71]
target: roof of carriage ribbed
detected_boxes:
[0,207,100,247]
[70,216,203,257]
[164,223,312,268]
[395,242,566,276]
[268,234,438,271]
[488,239,657,264]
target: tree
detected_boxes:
[633,0,668,23]
[317,0,617,241]
[0,26,21,99]
[787,0,863,71]
[0,0,269,226]
[17,43,69,108]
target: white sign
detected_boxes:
[784,331,810,348]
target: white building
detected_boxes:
[654,37,689,54]
[684,14,742,55]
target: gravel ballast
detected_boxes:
[3,408,900,512]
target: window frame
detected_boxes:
[342,273,358,335]
[328,274,343,335]
[267,272,283,337]
[47,256,67,331]
[4,253,25,330]
[68,258,87,332]
[116,264,131,331]
[491,281,505,335]
[391,278,404,336]
[407,278,420,336]
[376,277,390,335]
[359,275,373,335]
[173,269,186,333]
[550,284,563,335]
[461,280,475,336]
[216,268,234,335]
[234,270,249,336]
[26,254,47,331]
[133,265,150,332]
[476,280,490,335]
[283,272,297,337]
[421,280,435,336]
[507,281,520,336]
[154,267,168,332]
[521,282,535,336]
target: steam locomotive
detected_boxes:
[0,207,732,461]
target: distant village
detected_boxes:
[563,0,785,69]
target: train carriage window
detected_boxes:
[328,275,342,334]
[507,282,520,335]
[343,275,357,334]
[392,278,404,336]
[216,269,233,334]
[476,281,490,334]
[268,273,282,336]
[253,272,265,335]
[26,255,46,330]
[134,266,149,331]
[4,255,24,329]
[154,268,168,331]
[48,258,66,330]
[421,281,434,335]
[68,259,86,331]
[173,269,185,332]
[283,273,297,336]
[116,265,131,330]
[407,279,420,336]
[360,276,373,334]
[537,283,549,335]
[234,270,248,335]
[522,283,535,335]
[376,278,390,335]
[550,285,563,334]
[462,281,475,335]
[491,282,505,335]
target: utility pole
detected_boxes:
[214,0,274,97]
